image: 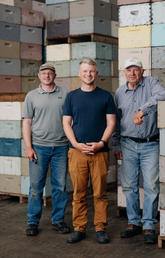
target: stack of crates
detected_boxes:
[0,0,44,93]
[117,0,165,213]
[151,1,165,89]
[45,0,119,185]
[118,0,152,85]
[0,0,51,204]
[158,101,165,247]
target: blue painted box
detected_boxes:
[152,24,165,47]
[0,138,21,157]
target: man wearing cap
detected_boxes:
[22,63,70,236]
[113,58,165,244]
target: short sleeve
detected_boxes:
[63,93,73,116]
[22,94,34,119]
[106,93,116,115]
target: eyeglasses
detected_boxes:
[40,72,55,76]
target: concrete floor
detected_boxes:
[0,188,165,258]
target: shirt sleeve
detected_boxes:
[22,93,34,119]
[106,93,117,114]
[63,93,72,116]
[139,77,165,115]
[112,92,121,152]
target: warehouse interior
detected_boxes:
[0,0,165,257]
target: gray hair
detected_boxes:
[79,57,97,66]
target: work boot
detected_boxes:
[52,222,70,234]
[26,224,38,236]
[120,224,142,238]
[67,230,86,243]
[144,230,157,244]
[96,231,110,244]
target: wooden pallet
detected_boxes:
[0,192,51,207]
[47,33,118,45]
[158,235,165,248]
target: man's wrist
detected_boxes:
[100,140,106,146]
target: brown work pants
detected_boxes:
[68,148,109,232]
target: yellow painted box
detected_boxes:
[119,25,151,48]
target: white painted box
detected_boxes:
[160,129,165,156]
[152,2,165,25]
[119,3,151,27]
[0,102,24,120]
[158,101,165,128]
[119,47,151,70]
[46,44,71,61]
[0,156,28,176]
[160,183,165,209]
[159,156,165,183]
[160,209,165,236]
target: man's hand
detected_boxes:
[85,141,104,154]
[74,141,104,155]
[133,110,144,126]
[73,142,95,155]
[114,151,122,160]
[25,146,37,161]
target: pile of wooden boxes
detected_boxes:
[0,0,51,204]
[158,101,165,248]
[45,0,119,185]
[118,0,165,89]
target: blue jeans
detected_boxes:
[121,138,159,230]
[27,144,68,225]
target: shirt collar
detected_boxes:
[124,77,144,93]
[37,84,58,94]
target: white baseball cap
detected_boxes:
[124,58,143,69]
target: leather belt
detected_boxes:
[122,135,159,143]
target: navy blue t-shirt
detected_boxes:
[63,87,116,152]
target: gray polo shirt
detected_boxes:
[22,84,69,147]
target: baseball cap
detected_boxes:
[39,63,56,73]
[124,58,143,69]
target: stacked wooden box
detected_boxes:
[151,1,165,88]
[45,0,118,185]
[117,0,165,213]
[158,101,165,247]
[0,0,51,203]
[0,1,44,94]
